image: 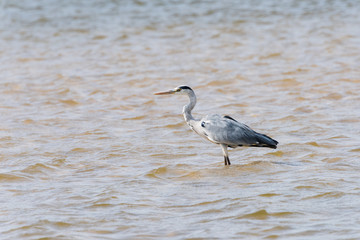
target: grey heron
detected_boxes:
[155,86,278,165]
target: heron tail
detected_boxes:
[252,133,278,149]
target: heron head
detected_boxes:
[154,85,193,95]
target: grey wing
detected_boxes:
[200,114,277,148]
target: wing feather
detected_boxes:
[200,114,277,148]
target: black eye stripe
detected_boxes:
[179,86,192,91]
[201,122,205,127]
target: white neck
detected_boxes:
[182,90,197,123]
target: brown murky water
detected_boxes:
[1,0,360,239]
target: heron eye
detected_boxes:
[201,122,205,128]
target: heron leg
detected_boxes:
[220,144,231,166]
[224,156,231,165]
[226,156,231,165]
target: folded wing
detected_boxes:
[200,114,278,149]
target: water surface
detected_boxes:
[1,0,360,239]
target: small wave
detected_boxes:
[265,151,284,157]
[122,115,146,121]
[259,193,280,197]
[70,148,89,153]
[0,173,31,182]
[21,163,56,175]
[350,148,360,152]
[145,165,201,180]
[89,203,114,209]
[238,209,297,220]
[149,153,197,159]
[302,191,345,200]
[59,99,79,106]
[266,78,302,88]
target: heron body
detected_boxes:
[155,86,278,165]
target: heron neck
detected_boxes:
[182,91,197,123]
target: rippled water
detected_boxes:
[1,0,360,239]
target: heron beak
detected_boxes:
[154,90,175,95]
